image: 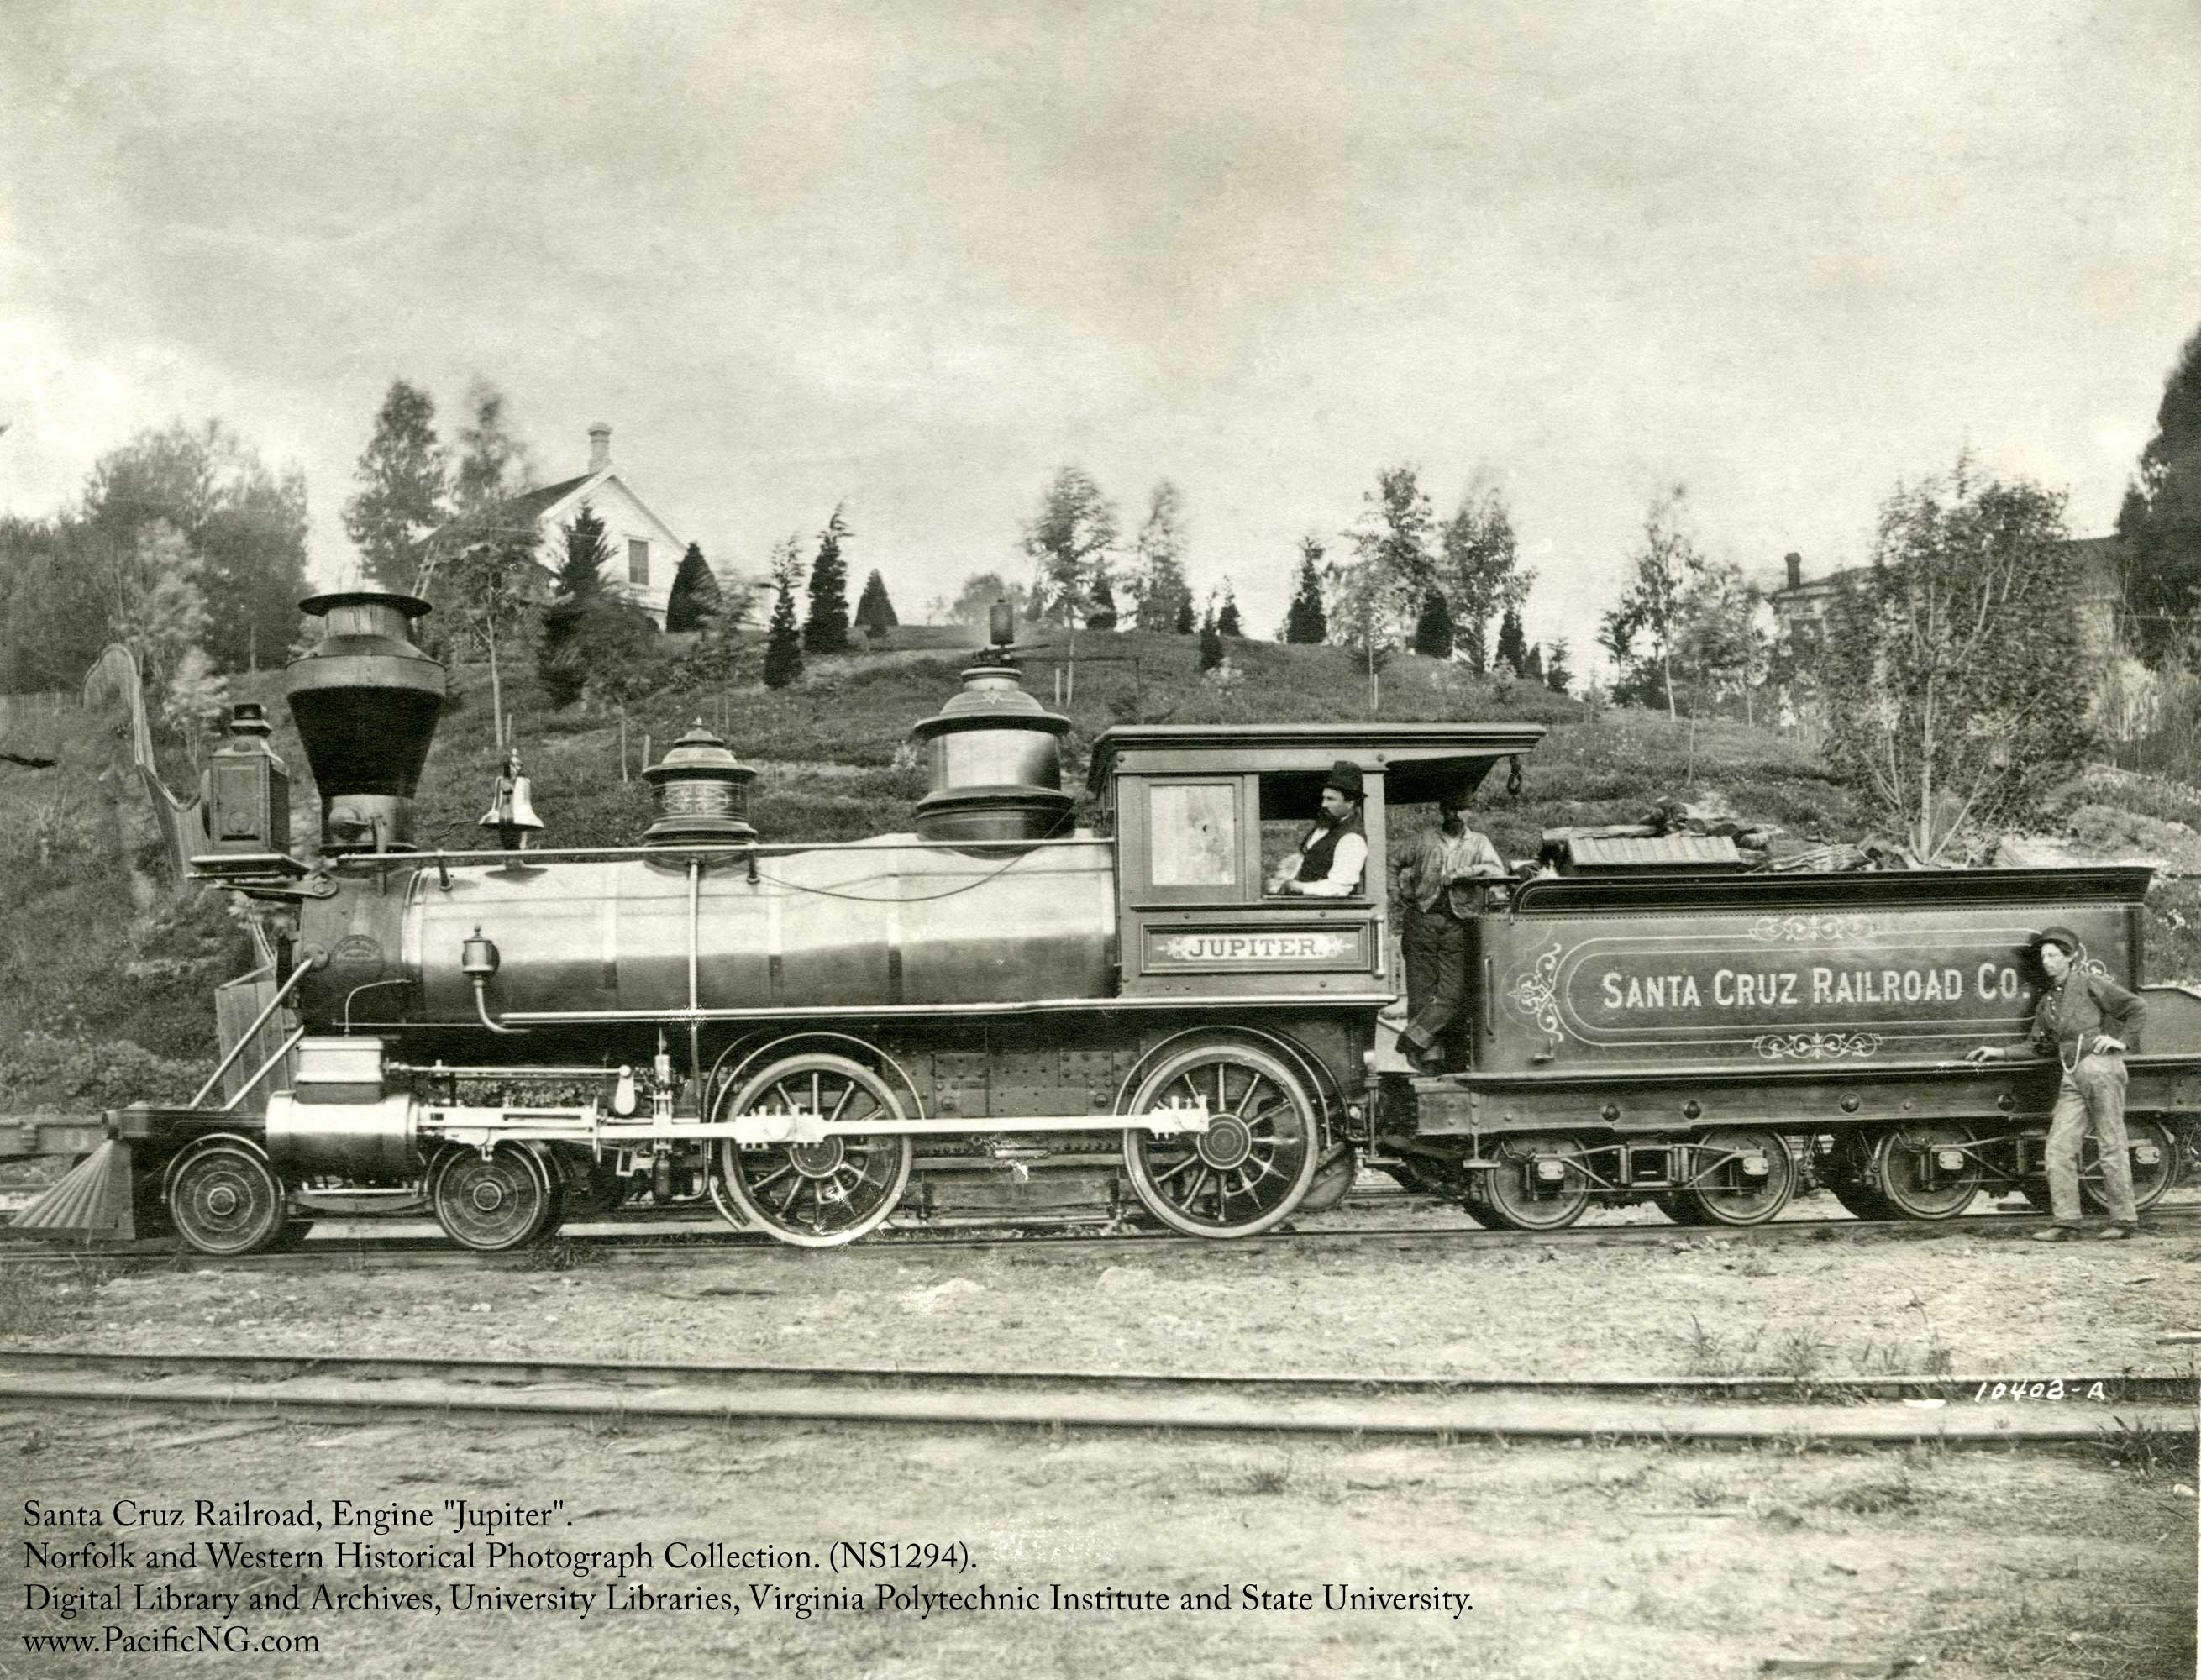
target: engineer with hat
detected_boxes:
[1266,761,1368,898]
[1394,785,1510,1071]
[1965,927,2147,1241]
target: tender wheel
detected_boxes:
[1478,1134,1591,1231]
[1867,1124,1981,1221]
[428,1144,562,1252]
[1122,1042,1320,1237]
[2083,1116,2179,1215]
[713,1055,914,1247]
[1678,1128,1795,1227]
[165,1138,288,1256]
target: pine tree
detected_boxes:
[1412,591,1454,658]
[1197,602,1225,671]
[1216,584,1242,638]
[764,537,805,689]
[343,381,447,591]
[854,569,899,638]
[1130,481,1191,632]
[1523,643,1545,684]
[1086,565,1119,631]
[1173,595,1196,636]
[1440,486,1531,674]
[1494,606,1527,674]
[1543,636,1573,696]
[1284,538,1328,643]
[803,504,852,654]
[665,541,724,633]
[538,503,611,707]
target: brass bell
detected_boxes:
[479,748,545,852]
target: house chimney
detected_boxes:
[588,423,612,474]
[1783,551,1802,591]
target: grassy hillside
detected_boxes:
[3,627,2195,1113]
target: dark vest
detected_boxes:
[1292,810,1366,891]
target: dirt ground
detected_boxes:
[10,1192,2200,1381]
[3,1407,2195,1680]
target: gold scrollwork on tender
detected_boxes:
[1750,914,1872,942]
[1505,942,1567,1050]
[1752,1032,1884,1060]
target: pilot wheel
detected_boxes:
[428,1143,564,1252]
[1121,1042,1320,1238]
[165,1137,290,1257]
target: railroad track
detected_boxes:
[6,1196,2199,1270]
[0,1349,2189,1445]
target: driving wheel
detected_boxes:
[713,1055,914,1247]
[1122,1042,1320,1237]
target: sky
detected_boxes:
[3,0,2198,671]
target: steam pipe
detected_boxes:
[473,977,530,1036]
[188,952,324,1109]
[328,837,1104,869]
[218,1026,307,1113]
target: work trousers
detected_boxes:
[1399,901,1468,1060]
[2044,1052,2138,1226]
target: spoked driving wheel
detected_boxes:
[165,1137,289,1256]
[1478,1134,1592,1231]
[713,1054,913,1247]
[428,1143,563,1252]
[1867,1124,1983,1221]
[1677,1128,1795,1226]
[1122,1042,1320,1237]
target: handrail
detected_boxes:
[188,954,323,1109]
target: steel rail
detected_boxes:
[7,1198,2197,1269]
[0,1350,2184,1444]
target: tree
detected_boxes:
[854,569,899,638]
[1412,590,1455,659]
[538,504,612,708]
[1673,559,1770,722]
[763,537,806,689]
[1021,466,1118,627]
[344,381,447,591]
[1283,538,1328,644]
[441,528,544,744]
[1129,481,1191,632]
[803,504,852,654]
[1823,453,2088,860]
[1173,595,1196,636]
[1494,606,1527,675]
[1341,465,1439,648]
[1216,584,1242,638]
[1197,602,1225,671]
[450,381,535,517]
[1522,643,1545,684]
[2118,321,2201,663]
[1085,565,1119,631]
[1440,486,1531,674]
[1599,486,1703,719]
[1543,636,1573,696]
[665,542,725,633]
[946,571,1027,632]
[81,419,308,675]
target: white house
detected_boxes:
[444,424,696,629]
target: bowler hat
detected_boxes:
[1323,760,1364,801]
[2030,927,2082,958]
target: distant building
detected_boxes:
[1767,540,2126,665]
[432,424,701,629]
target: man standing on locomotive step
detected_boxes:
[1965,927,2147,1241]
[1395,786,1510,1072]
[1266,760,1369,898]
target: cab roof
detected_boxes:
[1085,722,1547,805]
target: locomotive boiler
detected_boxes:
[100,589,2201,1254]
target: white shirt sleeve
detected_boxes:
[1297,832,1368,897]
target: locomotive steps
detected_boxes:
[0,1350,2189,1447]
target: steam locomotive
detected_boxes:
[108,591,2200,1252]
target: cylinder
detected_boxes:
[265,1091,420,1182]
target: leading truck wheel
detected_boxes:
[714,1055,914,1248]
[165,1137,288,1256]
[428,1145,563,1252]
[1122,1043,1319,1238]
